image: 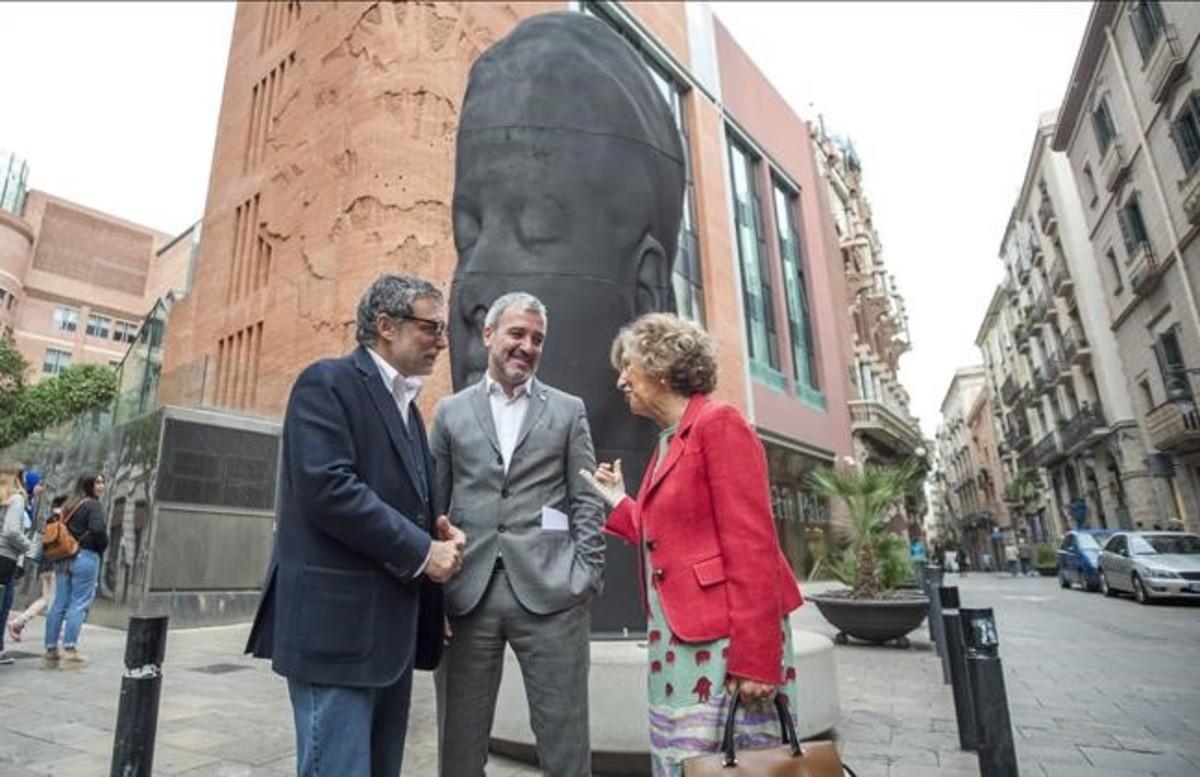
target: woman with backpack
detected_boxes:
[43,472,108,669]
[1,462,34,666]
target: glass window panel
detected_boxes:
[773,180,819,391]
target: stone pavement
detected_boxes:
[2,574,1197,776]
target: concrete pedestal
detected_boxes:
[489,628,839,773]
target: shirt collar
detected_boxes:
[367,347,422,398]
[485,373,530,400]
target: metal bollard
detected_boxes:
[961,607,1018,777]
[923,564,947,660]
[940,586,977,751]
[110,615,169,777]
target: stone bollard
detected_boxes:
[961,607,1018,776]
[110,615,169,777]
[939,586,978,751]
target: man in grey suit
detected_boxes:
[431,292,605,776]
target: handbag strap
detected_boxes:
[720,692,803,767]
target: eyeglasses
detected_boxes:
[396,314,449,338]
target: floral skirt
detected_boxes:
[646,588,799,776]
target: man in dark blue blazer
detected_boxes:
[246,274,466,777]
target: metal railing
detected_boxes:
[1060,405,1106,453]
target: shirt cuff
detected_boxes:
[415,543,433,578]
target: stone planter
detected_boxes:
[808,589,929,648]
[1036,565,1058,577]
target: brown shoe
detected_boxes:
[60,649,88,668]
[42,649,60,669]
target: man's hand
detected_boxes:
[436,515,466,550]
[425,538,463,583]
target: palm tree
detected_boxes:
[808,460,922,599]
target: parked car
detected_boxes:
[1057,529,1113,591]
[1098,532,1200,604]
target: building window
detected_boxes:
[42,347,71,375]
[1117,193,1151,257]
[1091,97,1118,156]
[1130,0,1168,62]
[86,314,111,339]
[728,138,780,372]
[53,306,78,333]
[1106,249,1124,293]
[1082,163,1099,206]
[1170,92,1200,173]
[113,321,139,344]
[581,0,705,324]
[772,179,819,393]
[1153,325,1189,397]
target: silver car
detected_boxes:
[1098,532,1200,604]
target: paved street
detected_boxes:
[1,574,1197,776]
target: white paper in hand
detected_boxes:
[540,505,569,532]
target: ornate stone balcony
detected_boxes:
[1146,400,1200,453]
[849,399,923,455]
[1033,429,1060,467]
[1099,141,1130,192]
[1049,254,1072,295]
[1146,25,1186,104]
[1038,198,1058,236]
[1001,374,1020,406]
[1128,241,1162,297]
[1064,325,1090,366]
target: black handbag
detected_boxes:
[682,694,858,777]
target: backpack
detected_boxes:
[41,500,90,562]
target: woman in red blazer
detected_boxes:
[582,313,804,774]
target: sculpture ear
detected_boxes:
[634,233,675,316]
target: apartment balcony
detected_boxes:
[1128,241,1163,296]
[1049,354,1073,386]
[1146,25,1187,104]
[1038,198,1058,236]
[1033,290,1052,323]
[849,399,924,456]
[1028,232,1044,267]
[1060,405,1106,454]
[1146,400,1200,453]
[1099,141,1130,192]
[1182,171,1200,225]
[1064,325,1091,365]
[1001,374,1020,406]
[1005,423,1032,452]
[1049,254,1073,295]
[1032,364,1050,395]
[1033,429,1061,467]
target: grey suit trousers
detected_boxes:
[436,568,591,777]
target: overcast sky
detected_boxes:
[3,1,1091,436]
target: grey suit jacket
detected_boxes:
[430,377,605,616]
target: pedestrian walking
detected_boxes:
[431,293,605,777]
[1018,538,1034,576]
[582,313,805,776]
[42,472,109,668]
[1005,543,1019,577]
[0,462,34,666]
[244,274,464,777]
[8,495,66,643]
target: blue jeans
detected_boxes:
[287,672,413,777]
[44,549,100,650]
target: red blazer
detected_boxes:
[605,394,804,684]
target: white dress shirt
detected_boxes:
[486,374,531,473]
[366,346,431,575]
[367,347,423,427]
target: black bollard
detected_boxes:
[110,615,169,777]
[940,587,977,751]
[924,565,946,659]
[961,607,1018,777]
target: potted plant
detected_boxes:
[1034,542,1057,576]
[806,460,929,648]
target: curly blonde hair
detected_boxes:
[610,313,717,395]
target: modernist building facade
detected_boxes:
[158,1,876,575]
[0,185,194,383]
[1053,0,1200,531]
[811,122,924,534]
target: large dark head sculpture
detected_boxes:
[451,12,684,631]
[452,21,684,465]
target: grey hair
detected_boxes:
[355,274,443,345]
[484,292,548,330]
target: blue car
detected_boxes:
[1057,529,1114,591]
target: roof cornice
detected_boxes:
[1052,1,1120,151]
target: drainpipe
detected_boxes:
[1105,25,1200,333]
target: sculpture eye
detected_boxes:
[453,206,480,252]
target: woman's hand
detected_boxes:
[578,459,627,508]
[725,676,777,705]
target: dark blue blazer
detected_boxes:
[245,346,444,686]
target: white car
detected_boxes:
[1098,532,1200,604]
